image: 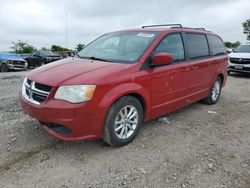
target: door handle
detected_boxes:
[180,68,190,72]
[191,66,199,70]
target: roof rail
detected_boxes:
[142,24,183,28]
[142,24,210,32]
[171,26,210,32]
[194,28,206,31]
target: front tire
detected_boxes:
[202,77,222,105]
[103,96,143,147]
[0,64,9,72]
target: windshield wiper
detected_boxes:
[79,56,113,62]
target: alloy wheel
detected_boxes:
[114,105,139,139]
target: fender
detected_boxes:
[209,67,226,90]
[98,82,151,119]
[208,55,228,88]
[91,83,151,137]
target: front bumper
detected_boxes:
[8,64,27,71]
[20,93,103,141]
[228,61,250,73]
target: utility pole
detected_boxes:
[66,13,68,48]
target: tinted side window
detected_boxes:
[208,35,225,56]
[153,34,185,63]
[186,33,209,59]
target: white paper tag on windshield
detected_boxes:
[137,33,155,38]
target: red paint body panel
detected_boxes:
[20,27,228,141]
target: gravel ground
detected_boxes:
[0,71,250,188]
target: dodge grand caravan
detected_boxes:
[20,24,228,147]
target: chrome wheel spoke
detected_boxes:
[127,107,134,118]
[115,120,123,125]
[124,126,128,138]
[128,111,137,120]
[115,124,124,132]
[119,126,125,137]
[127,124,135,131]
[123,107,128,118]
[119,111,125,121]
[128,119,137,124]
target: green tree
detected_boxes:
[242,19,250,41]
[51,45,70,52]
[11,40,36,54]
[224,41,241,48]
[75,43,85,52]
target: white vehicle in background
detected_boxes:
[226,48,232,54]
[228,43,250,74]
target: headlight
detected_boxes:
[6,60,12,64]
[54,85,96,103]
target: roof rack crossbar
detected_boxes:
[142,24,182,28]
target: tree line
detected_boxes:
[10,40,85,54]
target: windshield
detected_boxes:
[78,31,159,63]
[233,45,250,53]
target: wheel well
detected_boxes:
[113,93,146,116]
[218,73,224,85]
[128,93,146,114]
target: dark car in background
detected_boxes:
[0,53,28,72]
[25,50,63,68]
[59,51,77,58]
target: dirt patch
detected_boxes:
[0,71,250,188]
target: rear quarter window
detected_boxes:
[186,33,209,59]
[207,35,226,56]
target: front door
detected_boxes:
[149,33,191,118]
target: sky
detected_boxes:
[0,0,249,51]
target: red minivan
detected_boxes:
[20,24,228,146]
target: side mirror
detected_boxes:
[152,52,173,66]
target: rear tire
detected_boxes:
[0,64,9,72]
[102,96,143,147]
[202,77,222,105]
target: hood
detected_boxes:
[27,58,132,86]
[0,53,25,61]
[229,52,250,59]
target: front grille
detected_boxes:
[13,60,25,66]
[12,60,25,68]
[229,66,250,72]
[230,58,250,64]
[22,78,52,105]
[34,83,52,92]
